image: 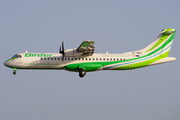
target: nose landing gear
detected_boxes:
[13,71,16,75]
[13,68,17,75]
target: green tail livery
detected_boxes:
[4,29,176,78]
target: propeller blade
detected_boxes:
[59,41,65,62]
[62,41,64,53]
[59,46,61,53]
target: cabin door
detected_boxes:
[128,54,134,69]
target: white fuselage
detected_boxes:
[6,53,133,69]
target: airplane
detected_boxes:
[4,28,176,78]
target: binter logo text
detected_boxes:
[25,53,53,57]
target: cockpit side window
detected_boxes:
[12,55,17,58]
[12,54,22,58]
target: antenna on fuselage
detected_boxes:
[25,50,28,53]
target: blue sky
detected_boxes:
[1,0,180,120]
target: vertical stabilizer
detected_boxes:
[140,29,176,57]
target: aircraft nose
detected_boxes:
[4,60,10,67]
[4,61,7,66]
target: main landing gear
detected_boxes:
[78,68,86,78]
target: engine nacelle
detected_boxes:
[64,48,83,57]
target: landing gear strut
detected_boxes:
[13,68,17,75]
[78,68,86,78]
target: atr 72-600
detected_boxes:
[4,29,176,78]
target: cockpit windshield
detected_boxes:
[12,54,22,58]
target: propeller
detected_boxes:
[59,42,65,62]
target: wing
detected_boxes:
[76,40,95,56]
[64,40,95,57]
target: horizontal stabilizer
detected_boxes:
[148,57,176,66]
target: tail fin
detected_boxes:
[140,28,176,57]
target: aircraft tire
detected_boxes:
[13,71,16,75]
[78,68,86,78]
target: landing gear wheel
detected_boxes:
[13,71,16,75]
[78,68,86,78]
[79,71,86,78]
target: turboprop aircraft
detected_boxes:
[4,29,176,78]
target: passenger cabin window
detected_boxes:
[96,58,98,61]
[82,58,84,60]
[48,58,50,60]
[58,58,60,60]
[124,58,126,61]
[103,58,105,61]
[51,58,53,60]
[44,58,46,60]
[86,58,88,60]
[68,58,70,60]
[41,58,43,60]
[54,58,56,60]
[71,58,73,60]
[78,58,81,60]
[89,58,91,61]
[107,58,109,61]
[93,58,94,61]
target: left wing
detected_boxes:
[64,40,95,57]
[76,40,95,56]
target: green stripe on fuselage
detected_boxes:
[5,58,18,62]
[114,50,170,70]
